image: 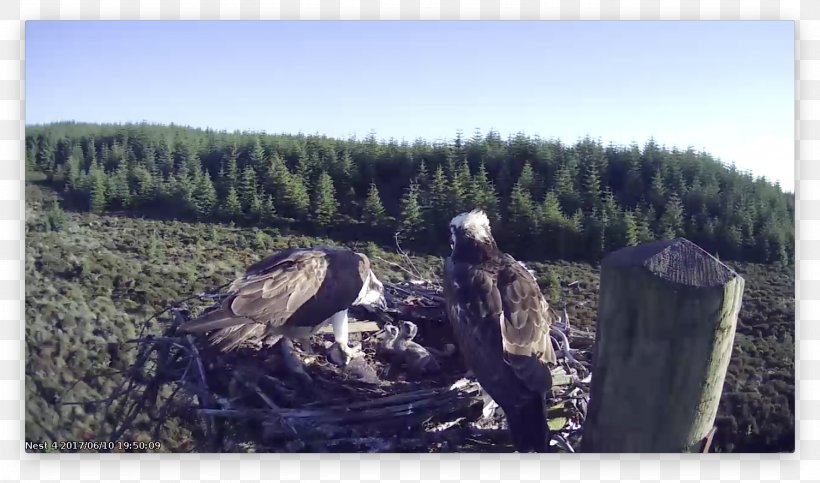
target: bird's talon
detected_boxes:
[328,341,365,367]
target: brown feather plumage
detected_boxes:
[444,210,557,452]
[178,247,370,351]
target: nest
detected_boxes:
[103,277,595,453]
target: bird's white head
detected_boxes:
[449,209,493,250]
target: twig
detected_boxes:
[374,256,428,284]
[186,333,217,446]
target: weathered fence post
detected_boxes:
[581,238,744,453]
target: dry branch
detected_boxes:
[98,256,594,453]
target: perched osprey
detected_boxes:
[178,247,388,366]
[443,210,557,452]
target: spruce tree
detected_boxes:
[262,194,277,223]
[132,165,155,208]
[518,161,536,195]
[335,150,357,205]
[659,193,685,239]
[400,180,424,241]
[450,159,471,212]
[622,210,639,246]
[238,166,259,212]
[249,137,267,173]
[89,170,108,214]
[428,164,451,227]
[193,169,217,219]
[223,186,242,221]
[507,181,537,249]
[363,181,386,225]
[312,171,338,228]
[283,174,311,219]
[469,162,500,223]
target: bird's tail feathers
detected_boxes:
[506,391,549,453]
[177,309,252,334]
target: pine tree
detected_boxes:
[622,210,639,246]
[400,180,424,241]
[650,169,666,210]
[174,142,201,179]
[659,193,685,239]
[89,169,108,214]
[450,159,471,212]
[283,175,310,219]
[583,159,603,212]
[312,171,338,228]
[538,191,563,224]
[623,146,643,206]
[36,135,56,176]
[249,137,267,173]
[107,163,132,209]
[296,154,312,181]
[224,147,239,193]
[156,140,174,177]
[84,137,97,170]
[171,173,196,217]
[507,181,537,248]
[262,194,276,223]
[265,153,289,197]
[66,153,82,191]
[518,161,536,195]
[554,160,581,215]
[584,207,607,259]
[426,165,452,241]
[363,181,386,225]
[468,162,500,223]
[636,204,657,242]
[248,193,263,223]
[222,186,242,221]
[143,144,157,175]
[416,159,429,185]
[132,165,155,208]
[537,191,566,256]
[193,169,217,219]
[238,166,259,212]
[335,150,357,205]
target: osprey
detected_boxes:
[178,247,388,367]
[443,210,557,452]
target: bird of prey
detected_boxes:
[178,247,388,369]
[443,209,557,452]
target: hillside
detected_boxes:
[25,180,793,452]
[25,122,794,265]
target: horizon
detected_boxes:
[25,20,795,191]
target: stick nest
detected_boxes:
[103,276,595,453]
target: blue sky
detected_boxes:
[26,20,794,191]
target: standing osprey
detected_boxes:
[178,247,387,367]
[443,210,557,452]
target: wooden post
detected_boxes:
[581,238,744,453]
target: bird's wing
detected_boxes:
[229,249,328,325]
[179,249,327,333]
[496,256,557,389]
[444,256,555,394]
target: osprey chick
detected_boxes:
[178,247,388,369]
[444,209,557,452]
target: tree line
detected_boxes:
[26,121,794,264]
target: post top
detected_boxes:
[602,238,740,288]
